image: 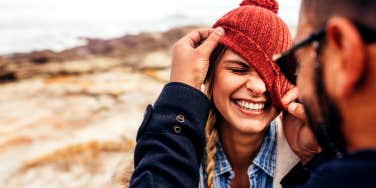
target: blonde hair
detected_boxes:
[204,44,226,188]
[205,95,219,188]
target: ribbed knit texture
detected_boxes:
[213,0,294,110]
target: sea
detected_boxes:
[0,0,301,55]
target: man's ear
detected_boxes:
[324,17,366,98]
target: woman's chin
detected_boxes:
[231,119,270,134]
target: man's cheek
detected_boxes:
[297,69,314,100]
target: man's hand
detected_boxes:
[281,87,321,164]
[170,27,225,90]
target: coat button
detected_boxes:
[172,125,182,134]
[176,114,185,123]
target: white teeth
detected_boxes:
[236,100,265,110]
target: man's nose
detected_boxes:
[245,75,266,97]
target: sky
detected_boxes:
[0,0,301,54]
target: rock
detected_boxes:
[0,69,165,187]
[4,141,135,188]
[138,50,171,69]
[0,25,202,188]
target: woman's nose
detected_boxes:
[245,75,266,96]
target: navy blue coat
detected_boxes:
[129,82,376,188]
[293,150,376,188]
[129,83,210,188]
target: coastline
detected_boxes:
[0,25,201,82]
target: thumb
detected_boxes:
[196,27,225,57]
[287,102,307,121]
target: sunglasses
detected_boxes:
[273,22,376,85]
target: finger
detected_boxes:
[299,125,321,153]
[287,102,307,120]
[180,28,214,48]
[196,27,225,57]
[281,87,298,107]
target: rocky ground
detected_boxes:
[0,25,200,188]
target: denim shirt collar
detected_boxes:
[214,121,277,178]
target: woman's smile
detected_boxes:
[211,49,279,134]
[233,98,266,114]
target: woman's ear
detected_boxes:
[323,17,366,99]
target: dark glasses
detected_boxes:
[273,22,376,85]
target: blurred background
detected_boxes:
[0,0,300,187]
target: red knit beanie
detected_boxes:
[213,0,293,110]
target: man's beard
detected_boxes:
[302,63,347,158]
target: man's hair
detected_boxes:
[301,0,376,30]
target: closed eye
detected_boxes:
[223,60,251,74]
[228,67,249,74]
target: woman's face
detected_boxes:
[212,49,279,134]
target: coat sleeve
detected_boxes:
[129,82,210,188]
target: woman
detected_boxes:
[200,0,299,187]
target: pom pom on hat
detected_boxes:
[240,0,279,14]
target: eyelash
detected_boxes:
[228,67,249,74]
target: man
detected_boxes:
[281,0,376,186]
[129,0,376,187]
